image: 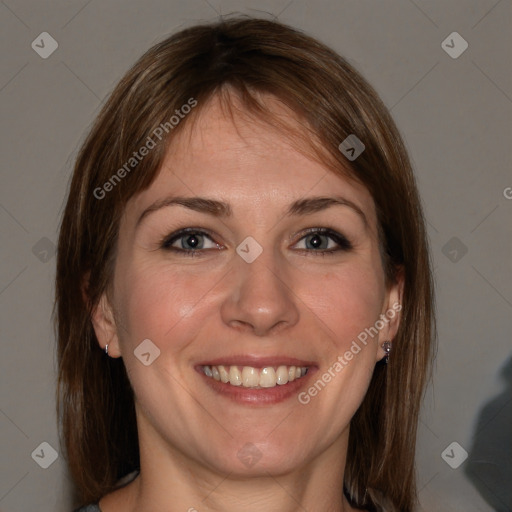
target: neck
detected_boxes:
[101,422,354,512]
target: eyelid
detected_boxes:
[161,227,222,251]
[160,226,353,255]
[291,227,353,252]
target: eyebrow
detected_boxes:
[135,195,368,229]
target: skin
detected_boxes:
[92,93,403,512]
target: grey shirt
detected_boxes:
[73,505,101,512]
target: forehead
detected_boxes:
[125,93,377,227]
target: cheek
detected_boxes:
[115,260,221,356]
[296,262,386,352]
[293,266,384,437]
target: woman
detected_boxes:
[55,16,435,512]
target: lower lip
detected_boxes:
[196,367,317,405]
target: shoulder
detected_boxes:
[73,470,139,512]
[73,505,101,512]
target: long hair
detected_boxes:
[55,16,435,511]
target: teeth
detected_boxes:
[242,366,259,387]
[229,366,242,386]
[276,365,289,385]
[218,365,229,383]
[201,364,309,388]
[259,367,276,387]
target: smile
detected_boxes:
[201,364,309,388]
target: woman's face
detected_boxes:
[93,94,402,477]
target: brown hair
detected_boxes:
[55,16,435,511]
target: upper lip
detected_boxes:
[196,355,317,368]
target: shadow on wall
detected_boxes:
[464,354,512,511]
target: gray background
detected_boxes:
[0,0,511,511]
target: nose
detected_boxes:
[220,250,300,337]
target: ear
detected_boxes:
[376,266,404,362]
[90,291,122,358]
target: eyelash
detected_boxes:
[160,227,353,257]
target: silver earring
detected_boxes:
[382,341,392,364]
[105,343,109,356]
